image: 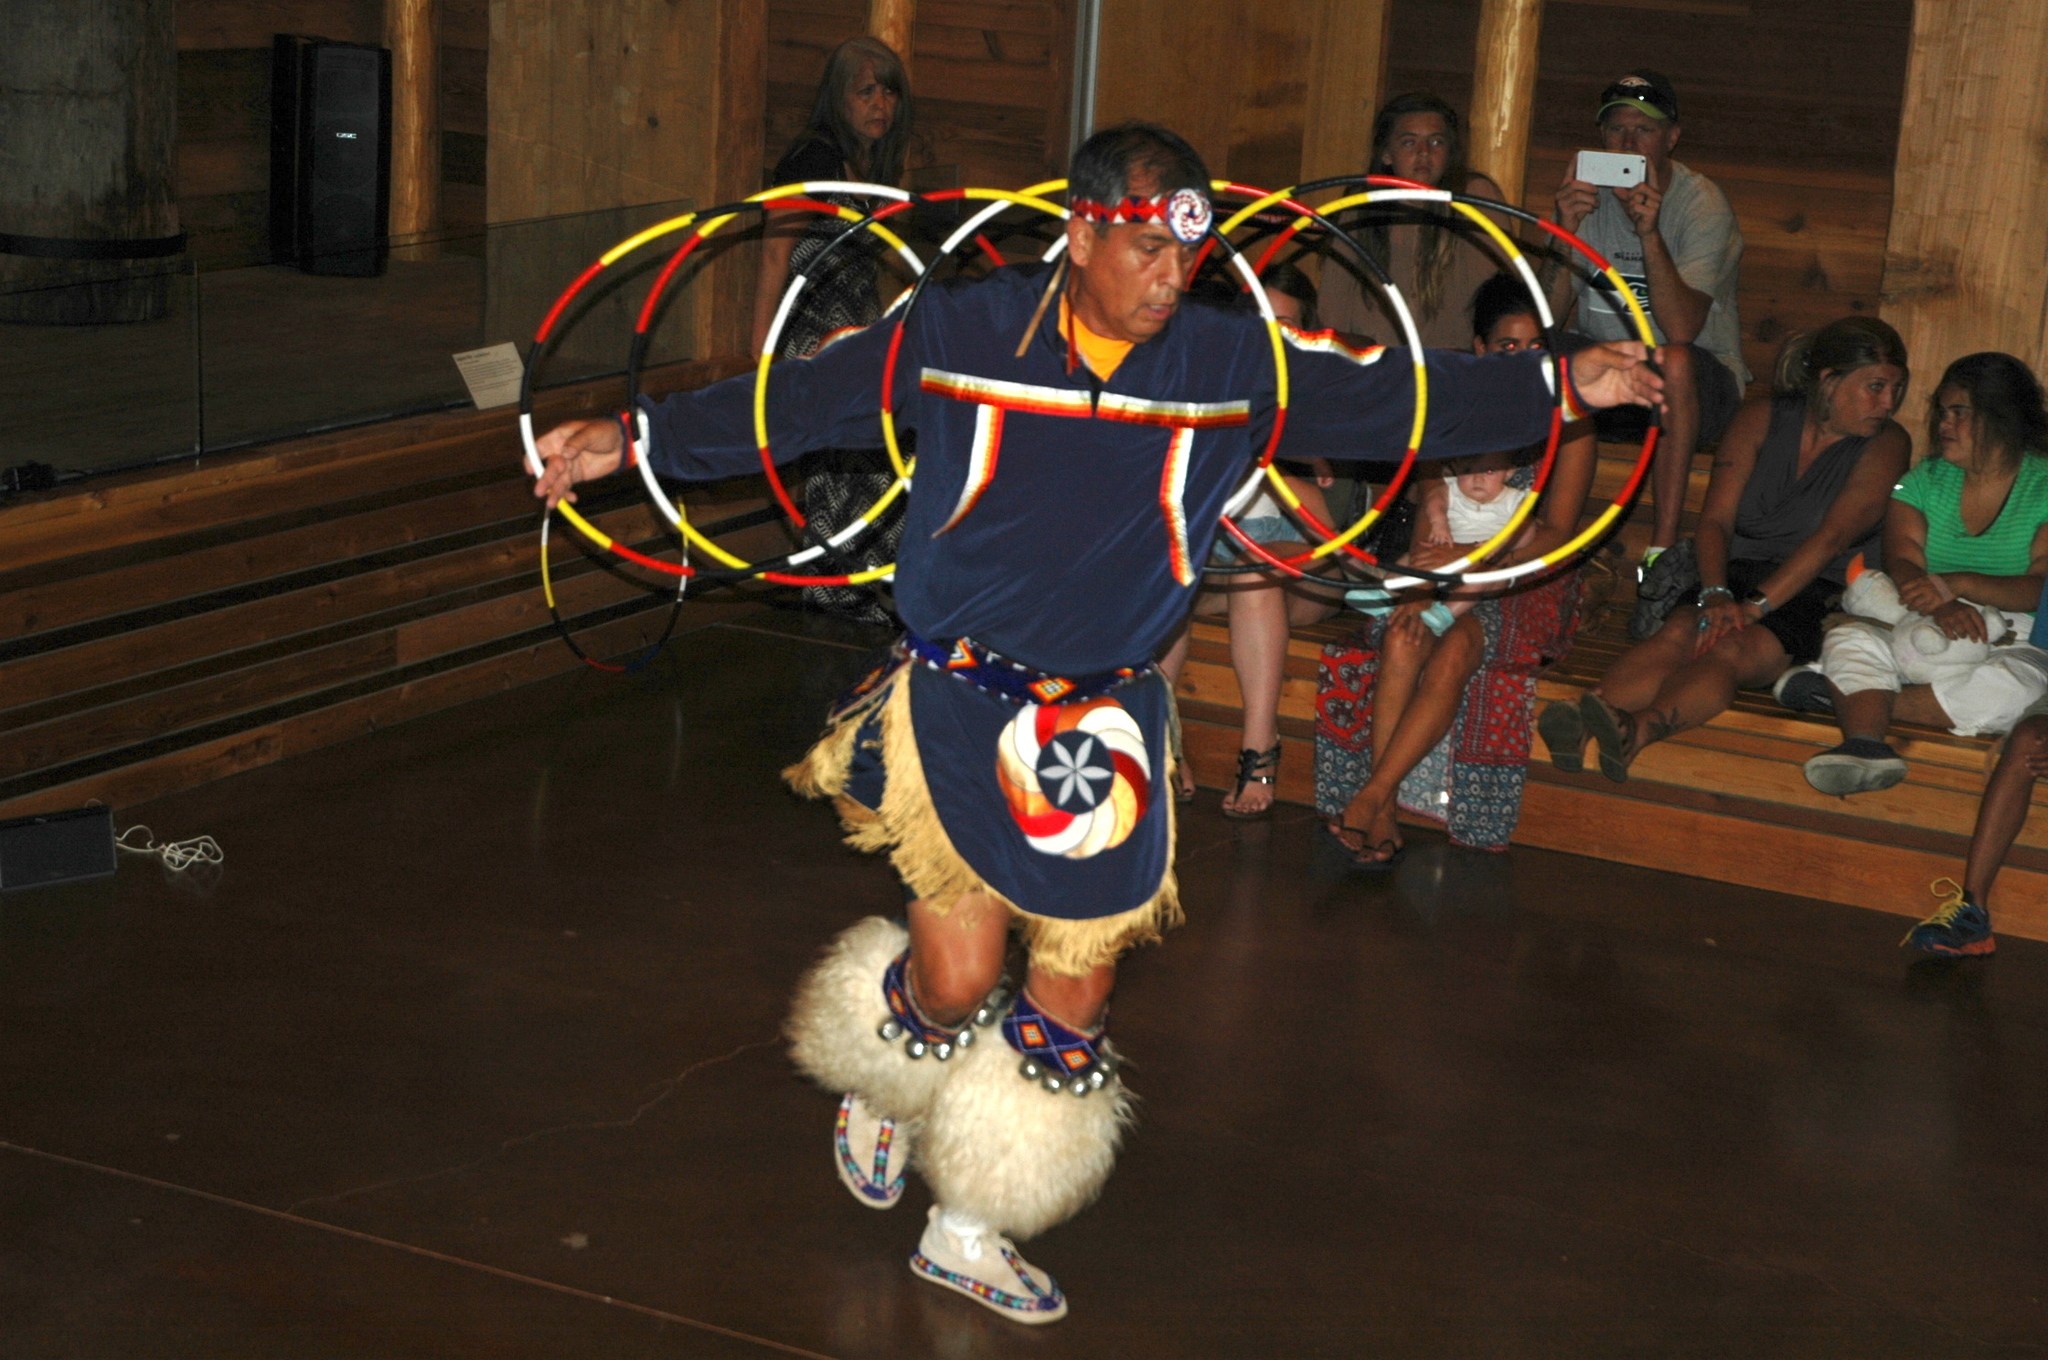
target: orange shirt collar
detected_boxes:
[1058,296,1133,382]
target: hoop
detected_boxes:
[517,183,922,587]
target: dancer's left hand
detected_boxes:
[1568,342,1666,414]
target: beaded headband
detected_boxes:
[1069,186,1213,244]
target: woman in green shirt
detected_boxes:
[1803,352,2048,795]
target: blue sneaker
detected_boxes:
[1902,878,1996,957]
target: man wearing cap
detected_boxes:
[533,121,1663,1325]
[1555,70,1749,638]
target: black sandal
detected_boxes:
[1221,742,1280,820]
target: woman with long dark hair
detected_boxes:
[1319,92,1507,350]
[753,36,913,623]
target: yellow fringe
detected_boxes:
[787,668,1181,977]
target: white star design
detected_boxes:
[1045,735,1111,809]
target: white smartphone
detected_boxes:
[1576,150,1646,188]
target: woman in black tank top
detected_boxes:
[1537,316,1911,781]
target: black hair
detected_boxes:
[1257,261,1319,329]
[1929,352,2048,471]
[1469,272,1538,343]
[804,36,912,185]
[1068,121,1210,223]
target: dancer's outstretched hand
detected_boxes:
[1568,342,1666,414]
[532,417,626,508]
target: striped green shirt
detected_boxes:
[1892,455,2048,576]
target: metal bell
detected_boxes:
[1086,1069,1107,1090]
[956,1027,974,1048]
[932,1041,954,1061]
[878,1019,905,1042]
[906,1038,928,1059]
[1042,1073,1065,1094]
[1019,1059,1042,1081]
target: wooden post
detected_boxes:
[700,0,767,358]
[0,0,180,324]
[1469,0,1543,203]
[386,0,443,248]
[1880,1,2048,399]
[868,0,916,75]
[1301,0,1392,182]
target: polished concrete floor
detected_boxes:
[5,607,2046,1358]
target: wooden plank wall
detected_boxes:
[484,0,767,360]
[1388,0,1912,396]
[1880,1,2048,398]
[764,1,1076,194]
[176,0,491,266]
[1091,0,1318,194]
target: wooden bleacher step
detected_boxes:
[0,357,780,822]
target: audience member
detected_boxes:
[1793,352,2048,794]
[1903,595,2048,959]
[1160,264,1338,816]
[753,36,913,624]
[1321,92,1508,351]
[1318,274,1599,861]
[1538,317,1909,780]
[1551,70,1748,638]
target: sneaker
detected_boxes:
[910,1205,1068,1324]
[1803,738,1907,795]
[1902,878,1996,957]
[1629,543,1695,641]
[834,1091,908,1209]
[1773,664,1834,715]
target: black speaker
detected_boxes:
[0,806,117,892]
[270,34,392,277]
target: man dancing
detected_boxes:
[532,123,1662,1324]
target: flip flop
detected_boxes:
[1578,693,1636,784]
[1324,822,1404,872]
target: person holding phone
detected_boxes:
[1553,70,1749,639]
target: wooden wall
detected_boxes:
[175,0,486,266]
[1388,0,1912,393]
[440,0,489,236]
[764,1,1077,194]
[484,0,767,359]
[1879,1,2048,406]
[1092,0,1317,193]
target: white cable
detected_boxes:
[115,824,224,872]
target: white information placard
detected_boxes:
[452,342,525,410]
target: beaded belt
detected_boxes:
[900,629,1152,707]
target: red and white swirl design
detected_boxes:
[996,698,1152,859]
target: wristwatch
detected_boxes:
[1745,592,1774,617]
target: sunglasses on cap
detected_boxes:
[1597,81,1676,121]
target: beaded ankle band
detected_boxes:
[877,949,1012,1061]
[1002,989,1118,1096]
